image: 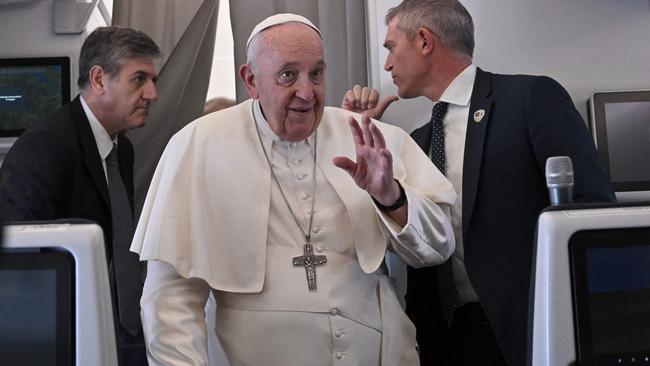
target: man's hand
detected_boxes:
[333,115,401,206]
[341,85,398,120]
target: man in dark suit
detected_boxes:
[342,1,615,365]
[0,26,160,366]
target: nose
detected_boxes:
[384,56,393,72]
[294,76,315,101]
[143,80,158,101]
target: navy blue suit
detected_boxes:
[0,96,146,366]
[406,68,615,366]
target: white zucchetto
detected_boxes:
[246,13,322,52]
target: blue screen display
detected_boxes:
[585,245,650,354]
[0,269,58,366]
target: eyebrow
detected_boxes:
[277,60,326,70]
[133,70,158,80]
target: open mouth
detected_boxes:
[134,107,149,117]
[288,106,312,114]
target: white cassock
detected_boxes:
[131,99,456,366]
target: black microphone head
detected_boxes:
[545,156,574,188]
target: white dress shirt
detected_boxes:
[79,95,117,182]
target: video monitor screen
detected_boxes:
[570,227,650,365]
[0,57,71,137]
[0,249,74,366]
[590,91,650,192]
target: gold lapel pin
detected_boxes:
[473,109,485,123]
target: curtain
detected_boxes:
[112,0,219,219]
[230,0,368,107]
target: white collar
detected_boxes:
[438,64,477,107]
[80,95,117,160]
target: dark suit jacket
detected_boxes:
[0,96,134,254]
[407,68,615,366]
[0,96,149,366]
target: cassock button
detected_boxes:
[312,227,320,233]
[289,142,296,148]
[316,245,325,253]
[335,329,344,337]
[335,352,344,359]
[330,308,339,316]
[302,193,311,200]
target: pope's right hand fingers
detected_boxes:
[361,114,374,148]
[348,116,364,146]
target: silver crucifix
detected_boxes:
[293,243,327,291]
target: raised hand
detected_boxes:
[332,115,401,207]
[341,85,399,120]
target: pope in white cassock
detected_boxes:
[131,13,456,366]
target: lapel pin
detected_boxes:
[473,109,485,123]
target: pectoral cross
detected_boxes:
[293,243,327,291]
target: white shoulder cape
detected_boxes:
[131,99,455,292]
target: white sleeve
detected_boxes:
[376,184,456,268]
[141,260,211,366]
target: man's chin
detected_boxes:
[129,118,149,130]
[396,88,416,99]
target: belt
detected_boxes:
[453,303,489,326]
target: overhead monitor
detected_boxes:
[0,57,71,138]
[1,222,118,366]
[589,90,650,201]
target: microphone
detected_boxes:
[545,156,574,206]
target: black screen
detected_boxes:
[590,91,650,192]
[0,249,75,366]
[570,228,650,365]
[0,57,71,137]
[603,101,650,184]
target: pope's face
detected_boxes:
[242,23,326,142]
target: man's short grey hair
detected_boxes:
[77,26,161,89]
[386,0,474,58]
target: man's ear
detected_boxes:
[239,64,259,99]
[417,27,437,56]
[88,65,106,95]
